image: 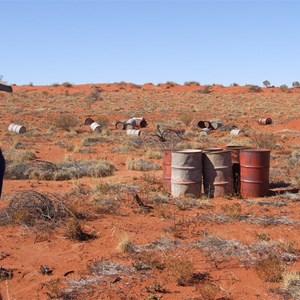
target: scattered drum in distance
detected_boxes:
[8,123,26,134]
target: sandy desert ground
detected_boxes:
[0,82,299,300]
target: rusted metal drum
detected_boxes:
[125,118,136,129]
[85,117,94,126]
[201,148,223,152]
[115,121,126,130]
[171,149,202,197]
[240,149,270,197]
[134,117,147,128]
[226,146,252,196]
[163,149,171,192]
[8,123,26,134]
[191,119,211,129]
[200,128,211,135]
[202,150,233,198]
[90,122,102,132]
[126,129,141,137]
[258,118,272,125]
[230,129,244,136]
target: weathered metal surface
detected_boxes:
[134,117,147,128]
[202,150,233,198]
[126,129,141,137]
[8,123,26,134]
[115,121,126,130]
[191,119,211,129]
[258,118,272,125]
[0,83,13,93]
[163,149,171,192]
[90,122,102,132]
[125,118,136,129]
[85,117,94,126]
[201,148,223,153]
[230,128,244,136]
[209,120,223,130]
[240,149,270,197]
[225,146,252,195]
[200,128,211,135]
[171,149,202,197]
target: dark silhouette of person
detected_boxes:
[0,82,13,197]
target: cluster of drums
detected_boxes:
[163,146,271,198]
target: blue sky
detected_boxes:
[1,0,300,86]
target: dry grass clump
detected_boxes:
[116,234,140,253]
[221,203,242,218]
[88,258,133,276]
[5,159,115,180]
[195,278,221,300]
[81,136,110,146]
[64,219,96,242]
[180,112,194,126]
[146,149,162,159]
[249,131,277,150]
[281,270,300,299]
[126,159,161,171]
[133,251,166,271]
[167,255,194,286]
[92,194,121,214]
[255,255,285,282]
[2,190,73,228]
[53,113,79,131]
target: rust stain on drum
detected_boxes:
[163,149,172,192]
[202,150,233,198]
[85,117,94,126]
[191,119,211,129]
[226,145,253,196]
[258,118,272,125]
[240,149,270,198]
[115,121,126,130]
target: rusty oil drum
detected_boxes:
[202,150,233,198]
[163,149,171,192]
[191,119,211,129]
[226,146,252,195]
[258,118,272,125]
[240,149,270,197]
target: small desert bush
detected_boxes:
[89,259,133,276]
[180,112,194,126]
[54,140,74,151]
[3,190,72,228]
[221,203,242,218]
[64,219,96,241]
[116,234,138,253]
[5,147,36,163]
[62,81,73,87]
[281,270,300,299]
[133,252,166,271]
[248,85,262,92]
[126,159,161,171]
[53,113,79,131]
[92,194,121,214]
[195,279,220,300]
[54,159,115,180]
[184,81,200,86]
[81,136,110,146]
[146,149,162,159]
[5,159,115,180]
[167,255,194,286]
[250,131,277,150]
[255,255,285,282]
